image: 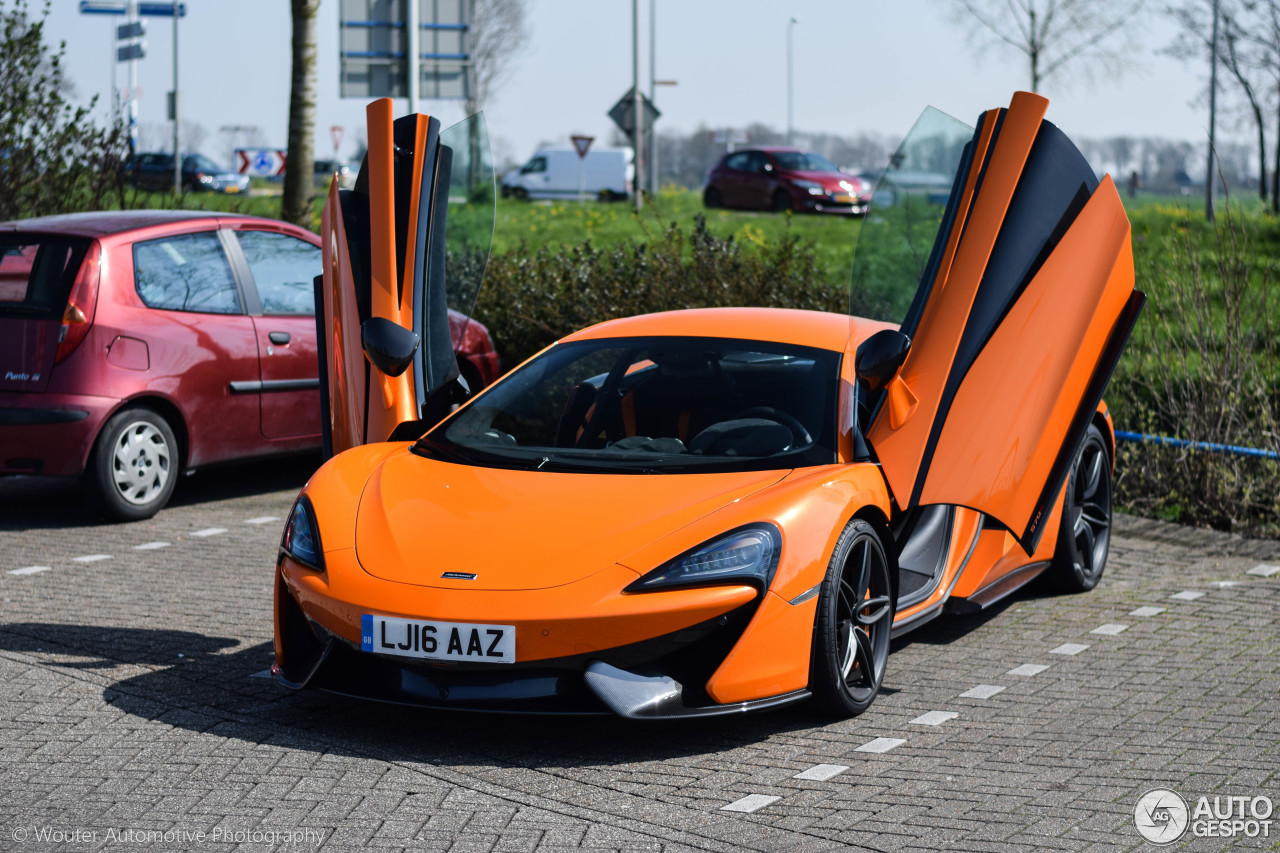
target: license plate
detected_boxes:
[224,186,241,193]
[361,614,515,664]
[833,193,854,204]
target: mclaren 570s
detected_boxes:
[273,93,1144,719]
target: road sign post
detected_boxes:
[570,135,594,202]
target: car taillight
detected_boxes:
[54,241,101,366]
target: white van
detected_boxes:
[501,148,631,201]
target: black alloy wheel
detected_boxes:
[810,519,894,717]
[1051,423,1113,592]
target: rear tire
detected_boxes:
[1050,423,1112,592]
[83,407,179,522]
[809,519,894,717]
[703,187,722,208]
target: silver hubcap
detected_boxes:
[111,421,171,506]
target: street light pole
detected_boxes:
[1205,0,1219,222]
[649,0,656,196]
[633,0,642,212]
[787,17,798,147]
[172,0,180,195]
[408,0,420,114]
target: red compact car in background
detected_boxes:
[0,211,500,521]
[703,147,871,215]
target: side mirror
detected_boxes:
[855,329,910,392]
[361,317,420,378]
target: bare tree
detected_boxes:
[1250,0,1280,212]
[467,0,529,114]
[283,0,319,227]
[945,0,1146,92]
[1169,0,1269,203]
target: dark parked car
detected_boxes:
[314,159,353,190]
[125,152,251,194]
[0,211,501,520]
[703,147,871,215]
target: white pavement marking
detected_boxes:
[1247,564,1279,577]
[910,710,959,726]
[191,528,228,537]
[1170,590,1205,601]
[721,794,780,813]
[250,669,272,679]
[133,542,170,550]
[244,516,278,525]
[856,737,906,753]
[793,764,849,781]
[72,554,111,563]
[960,684,1006,699]
[1091,623,1129,635]
[1050,643,1089,656]
[1130,606,1165,617]
[8,566,51,576]
[1211,580,1242,588]
[1007,663,1050,676]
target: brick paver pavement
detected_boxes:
[1,461,1277,852]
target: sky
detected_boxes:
[40,0,1218,171]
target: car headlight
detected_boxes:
[625,524,781,592]
[793,180,826,196]
[281,496,323,569]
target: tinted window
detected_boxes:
[236,231,319,315]
[133,231,241,314]
[523,156,546,174]
[771,151,840,173]
[184,154,221,172]
[0,237,90,318]
[725,152,751,171]
[747,152,771,173]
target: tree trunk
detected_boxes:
[282,0,319,227]
[1253,103,1268,204]
[1273,100,1279,214]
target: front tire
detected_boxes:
[1051,423,1113,592]
[83,407,179,521]
[770,190,792,212]
[810,519,894,717]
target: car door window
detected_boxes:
[235,231,319,315]
[725,152,750,171]
[748,152,771,173]
[523,157,546,174]
[133,231,242,314]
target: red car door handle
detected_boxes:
[268,331,291,345]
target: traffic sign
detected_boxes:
[607,88,660,137]
[79,1,186,15]
[236,148,287,177]
[117,41,145,61]
[330,126,344,154]
[570,135,594,159]
[117,21,145,39]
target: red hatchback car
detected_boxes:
[0,211,500,521]
[703,147,871,215]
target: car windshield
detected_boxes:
[417,336,841,474]
[848,107,974,323]
[771,151,839,173]
[184,154,222,172]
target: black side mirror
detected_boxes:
[855,329,910,392]
[361,317,420,377]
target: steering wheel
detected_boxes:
[734,406,812,446]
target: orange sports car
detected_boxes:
[273,93,1144,718]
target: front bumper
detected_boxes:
[0,391,117,476]
[273,551,810,717]
[799,195,870,215]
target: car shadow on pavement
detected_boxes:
[0,622,828,768]
[0,454,319,532]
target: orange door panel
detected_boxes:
[867,91,1145,553]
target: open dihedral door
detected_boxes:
[864,91,1145,554]
[315,99,494,458]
